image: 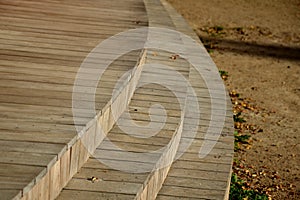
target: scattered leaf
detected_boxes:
[170,54,179,60]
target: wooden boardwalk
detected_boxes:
[0,0,147,199]
[0,0,234,199]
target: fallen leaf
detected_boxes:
[170,54,179,60]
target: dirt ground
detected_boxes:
[166,0,300,199]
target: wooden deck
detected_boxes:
[0,0,234,199]
[0,0,147,199]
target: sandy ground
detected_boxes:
[167,0,300,199]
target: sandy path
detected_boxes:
[167,0,300,198]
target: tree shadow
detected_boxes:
[200,36,300,61]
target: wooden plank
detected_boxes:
[0,110,90,126]
[157,195,201,200]
[49,159,61,199]
[0,17,135,36]
[0,119,78,133]
[21,180,39,200]
[0,189,21,200]
[0,10,147,28]
[69,140,80,178]
[57,190,135,200]
[0,65,136,82]
[0,140,65,155]
[0,102,82,114]
[0,0,146,19]
[74,167,147,183]
[0,176,32,190]
[93,148,160,164]
[0,151,56,167]
[64,178,141,195]
[158,185,225,199]
[99,139,166,153]
[0,46,140,65]
[0,38,143,54]
[177,151,233,165]
[0,163,44,179]
[0,59,135,73]
[60,149,71,188]
[106,131,174,146]
[163,176,228,190]
[38,171,50,200]
[0,79,125,95]
[0,130,75,144]
[84,158,155,172]
[77,141,90,170]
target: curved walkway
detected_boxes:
[0,0,233,199]
[0,0,147,199]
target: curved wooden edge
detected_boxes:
[18,50,147,200]
[125,1,186,199]
[134,96,187,200]
[159,1,234,199]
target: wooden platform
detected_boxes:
[0,0,147,199]
[0,0,234,199]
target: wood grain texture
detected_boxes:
[0,0,234,199]
[0,0,147,199]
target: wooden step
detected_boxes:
[57,48,191,200]
[156,1,234,199]
[57,1,199,199]
[0,0,234,199]
[58,0,234,199]
[17,43,147,200]
[0,0,148,199]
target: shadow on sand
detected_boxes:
[199,36,300,61]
